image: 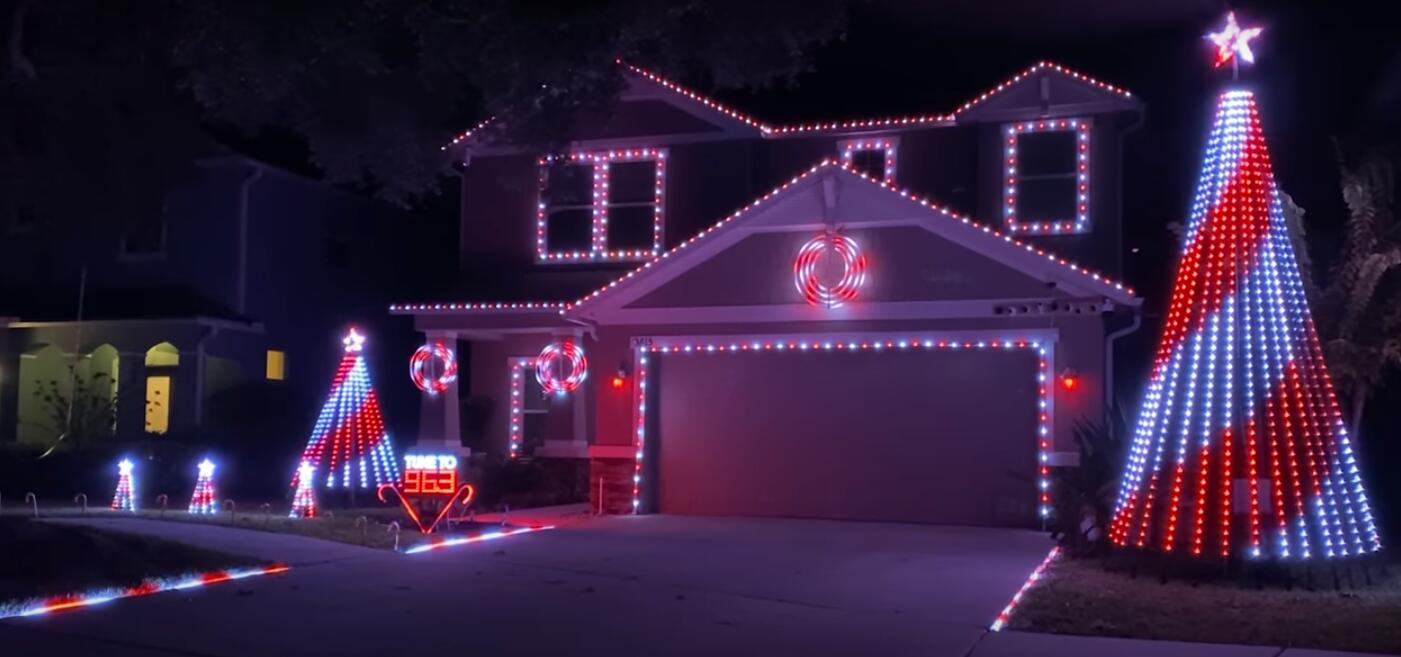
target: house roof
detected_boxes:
[391,162,1141,316]
[444,60,1139,149]
[557,161,1139,317]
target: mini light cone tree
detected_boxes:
[1109,88,1383,560]
[188,459,218,515]
[288,328,401,505]
[289,461,318,518]
[111,458,136,512]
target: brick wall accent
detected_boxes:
[589,457,635,515]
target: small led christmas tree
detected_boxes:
[188,459,218,515]
[1111,14,1382,560]
[111,458,136,512]
[289,327,401,504]
[289,461,318,519]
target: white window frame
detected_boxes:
[1003,118,1090,235]
[536,148,667,262]
[838,138,898,184]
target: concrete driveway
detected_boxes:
[1,515,1054,657]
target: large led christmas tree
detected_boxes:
[290,328,401,502]
[1110,18,1381,560]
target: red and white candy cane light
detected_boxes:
[794,232,867,308]
[535,339,588,395]
[409,341,458,395]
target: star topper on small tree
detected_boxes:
[1206,11,1263,80]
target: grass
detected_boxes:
[6,503,516,551]
[1010,554,1401,655]
[0,517,261,602]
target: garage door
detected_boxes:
[655,346,1039,527]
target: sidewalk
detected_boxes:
[970,630,1388,657]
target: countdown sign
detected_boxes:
[403,454,459,496]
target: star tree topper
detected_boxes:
[1206,11,1263,72]
[342,327,366,352]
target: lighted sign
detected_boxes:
[403,453,459,495]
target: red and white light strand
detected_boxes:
[564,160,1134,313]
[111,459,136,512]
[1004,119,1091,235]
[187,459,217,515]
[537,149,667,262]
[535,339,588,395]
[403,525,556,554]
[989,546,1061,631]
[839,139,897,182]
[508,357,532,459]
[410,341,458,396]
[628,336,1053,519]
[389,302,566,313]
[793,233,868,308]
[0,564,290,620]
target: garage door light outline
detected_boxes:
[629,336,1053,520]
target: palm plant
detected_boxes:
[1290,145,1400,442]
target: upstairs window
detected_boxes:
[7,202,39,234]
[1004,119,1090,235]
[537,149,666,262]
[839,138,897,184]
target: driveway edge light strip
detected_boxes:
[1,563,290,620]
[989,546,1060,631]
[402,525,556,554]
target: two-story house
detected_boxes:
[1,154,409,459]
[393,61,1145,527]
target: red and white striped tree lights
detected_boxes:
[794,233,867,308]
[1109,89,1381,560]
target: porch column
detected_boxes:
[416,330,467,456]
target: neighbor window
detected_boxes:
[266,350,286,381]
[839,138,897,183]
[144,375,171,434]
[537,149,666,262]
[1004,119,1090,235]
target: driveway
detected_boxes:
[1,515,1053,657]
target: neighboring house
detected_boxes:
[393,61,1145,527]
[0,155,407,449]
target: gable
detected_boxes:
[565,164,1137,322]
[954,66,1140,123]
[630,226,1059,309]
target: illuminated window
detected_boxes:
[838,139,897,183]
[266,350,286,381]
[144,342,180,368]
[537,149,666,262]
[1004,119,1091,235]
[145,375,171,434]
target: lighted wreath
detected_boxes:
[536,339,588,395]
[409,341,458,395]
[794,232,867,308]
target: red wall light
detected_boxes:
[1059,368,1079,392]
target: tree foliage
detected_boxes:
[3,0,846,208]
[1302,144,1401,437]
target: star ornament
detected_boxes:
[198,459,216,477]
[342,327,366,352]
[1207,12,1263,68]
[118,459,134,476]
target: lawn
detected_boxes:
[1010,554,1401,655]
[11,504,519,551]
[0,517,261,602]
